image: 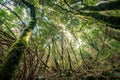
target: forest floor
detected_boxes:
[39,67,120,80]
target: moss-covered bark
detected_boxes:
[75,0,120,29]
[0,0,36,80]
[78,12,120,29]
[81,0,120,11]
[106,27,120,41]
[0,39,27,80]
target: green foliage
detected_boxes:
[0,0,120,80]
[83,0,99,5]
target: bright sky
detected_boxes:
[59,23,84,49]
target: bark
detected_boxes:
[56,1,120,29]
[78,12,120,29]
[81,0,120,11]
[0,0,36,80]
[106,27,120,41]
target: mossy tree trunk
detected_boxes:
[78,12,120,29]
[62,0,120,29]
[81,0,120,11]
[79,0,120,29]
[0,0,36,80]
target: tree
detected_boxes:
[0,0,36,80]
[59,0,120,29]
[0,0,120,80]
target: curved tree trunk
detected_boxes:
[106,27,120,41]
[0,0,36,80]
[81,0,120,11]
[57,0,120,29]
[78,12,120,29]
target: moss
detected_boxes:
[81,0,120,11]
[79,12,120,26]
[0,39,27,80]
[0,18,35,80]
[0,1,36,80]
[21,29,32,42]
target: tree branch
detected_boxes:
[0,0,37,80]
[0,3,26,27]
[80,0,120,11]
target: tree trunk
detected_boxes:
[0,0,36,80]
[81,0,120,11]
[78,12,120,29]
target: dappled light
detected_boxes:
[0,0,120,80]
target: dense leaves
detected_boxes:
[0,0,120,80]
